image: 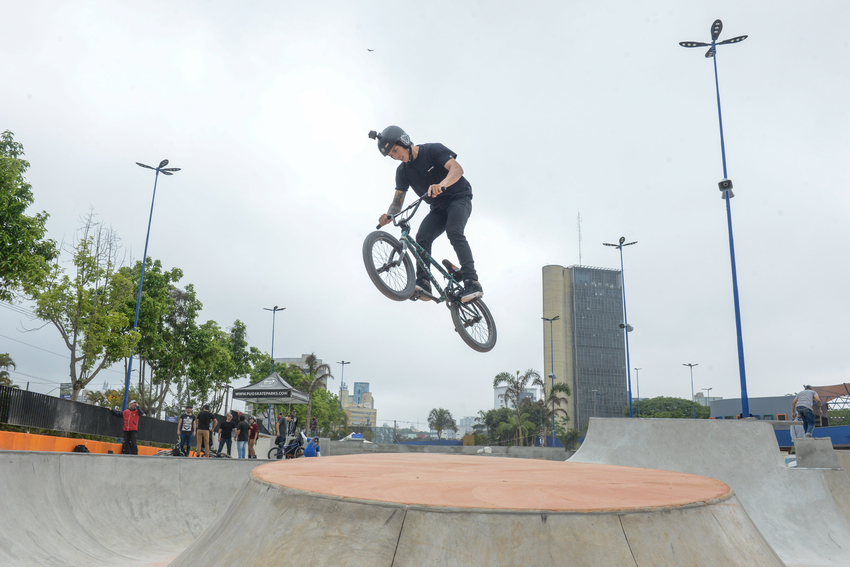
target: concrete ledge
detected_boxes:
[327,441,568,460]
[794,437,841,469]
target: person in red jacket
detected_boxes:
[111,400,145,454]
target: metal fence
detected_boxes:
[1,386,198,445]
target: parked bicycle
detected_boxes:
[362,198,496,352]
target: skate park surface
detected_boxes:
[2,419,848,567]
[2,450,781,567]
[571,418,850,567]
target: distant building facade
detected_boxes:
[542,265,629,431]
[340,384,377,427]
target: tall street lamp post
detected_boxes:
[604,237,637,417]
[680,20,750,418]
[542,316,559,446]
[684,363,699,419]
[702,387,713,414]
[123,160,180,410]
[264,305,285,427]
[634,368,642,417]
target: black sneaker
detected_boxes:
[461,280,483,303]
[413,279,432,301]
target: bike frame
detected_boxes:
[386,199,462,305]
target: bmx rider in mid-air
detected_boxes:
[371,125,483,303]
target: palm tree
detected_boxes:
[496,412,535,445]
[0,353,17,388]
[302,353,333,438]
[428,408,457,445]
[537,382,571,446]
[493,369,541,446]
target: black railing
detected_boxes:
[1,386,192,445]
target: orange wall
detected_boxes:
[0,430,176,456]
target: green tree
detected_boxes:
[0,353,17,387]
[0,131,57,301]
[827,409,850,426]
[554,423,584,451]
[31,213,138,400]
[428,408,458,444]
[185,320,233,411]
[539,382,572,446]
[496,412,535,445]
[493,369,541,446]
[301,353,334,440]
[474,407,514,445]
[628,396,710,419]
[118,258,200,417]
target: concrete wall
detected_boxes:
[327,440,569,461]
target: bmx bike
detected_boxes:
[362,198,497,353]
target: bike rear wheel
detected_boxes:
[267,447,282,460]
[450,298,497,352]
[363,231,415,301]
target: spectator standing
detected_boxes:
[310,416,318,437]
[177,405,195,456]
[195,404,218,458]
[111,400,145,455]
[248,417,259,459]
[791,385,823,438]
[235,415,250,459]
[218,413,236,456]
[288,410,299,436]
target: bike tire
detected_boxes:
[450,298,497,353]
[362,231,415,301]
[267,447,283,460]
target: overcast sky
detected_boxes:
[2,1,848,428]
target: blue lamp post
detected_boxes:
[680,19,750,418]
[604,237,637,418]
[122,160,180,410]
[542,315,559,446]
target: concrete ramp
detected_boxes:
[0,451,260,567]
[571,418,850,567]
[168,453,783,567]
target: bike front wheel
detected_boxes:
[363,231,415,301]
[450,298,497,352]
[267,447,282,460]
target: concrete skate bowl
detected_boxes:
[571,418,850,567]
[0,451,260,567]
[168,453,783,567]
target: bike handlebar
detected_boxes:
[376,198,423,230]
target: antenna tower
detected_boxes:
[577,212,583,265]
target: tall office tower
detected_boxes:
[542,265,628,431]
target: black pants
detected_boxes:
[415,196,477,283]
[217,437,232,456]
[123,430,138,455]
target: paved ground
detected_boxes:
[11,425,850,566]
[571,418,850,567]
[0,451,260,567]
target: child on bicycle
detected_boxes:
[371,125,482,303]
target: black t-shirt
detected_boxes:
[196,410,215,430]
[395,143,472,210]
[179,413,195,433]
[235,421,250,441]
[219,421,236,439]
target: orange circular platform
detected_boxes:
[253,453,730,512]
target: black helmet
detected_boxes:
[369,126,411,156]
